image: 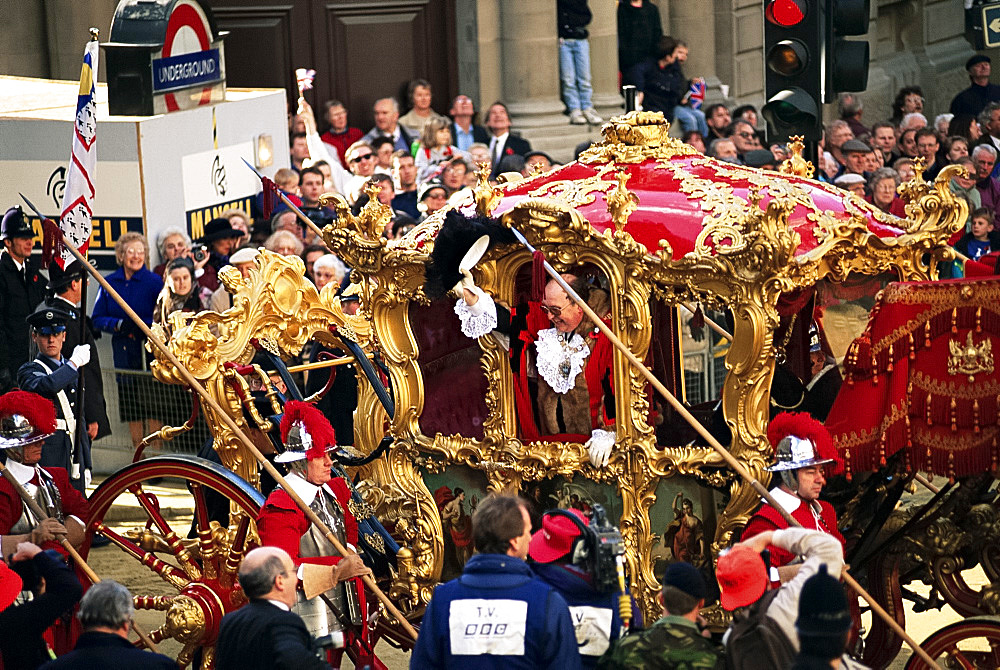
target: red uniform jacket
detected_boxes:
[511,302,615,442]
[742,495,845,569]
[257,476,358,568]
[0,466,90,554]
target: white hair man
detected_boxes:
[42,580,174,668]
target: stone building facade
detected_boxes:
[2,0,993,157]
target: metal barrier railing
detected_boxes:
[99,367,209,456]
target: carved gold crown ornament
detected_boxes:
[948,332,995,382]
[150,110,972,626]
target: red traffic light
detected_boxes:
[766,0,807,27]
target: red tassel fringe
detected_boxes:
[40,218,64,270]
[530,250,546,302]
[261,175,279,220]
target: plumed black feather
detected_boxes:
[423,209,517,299]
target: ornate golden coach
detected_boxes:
[105,113,967,663]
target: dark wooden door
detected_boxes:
[207,0,458,133]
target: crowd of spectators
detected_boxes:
[620,42,1000,276]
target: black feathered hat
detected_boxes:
[423,209,517,300]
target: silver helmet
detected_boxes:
[767,435,835,473]
[0,412,53,450]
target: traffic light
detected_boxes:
[762,0,823,142]
[824,0,870,103]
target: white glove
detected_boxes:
[69,344,91,368]
[585,428,616,468]
[84,468,92,489]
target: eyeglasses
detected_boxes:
[736,132,755,139]
[540,302,572,317]
[125,248,144,257]
[350,153,374,164]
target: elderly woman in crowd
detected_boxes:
[867,167,906,217]
[312,254,347,293]
[153,226,216,291]
[264,230,304,257]
[92,232,164,449]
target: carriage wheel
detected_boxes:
[81,455,264,669]
[904,616,1000,670]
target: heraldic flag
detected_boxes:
[57,35,100,269]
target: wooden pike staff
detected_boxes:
[508,227,941,670]
[0,461,162,653]
[21,197,419,642]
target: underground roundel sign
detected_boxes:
[152,0,226,113]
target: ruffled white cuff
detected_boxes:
[454,291,497,339]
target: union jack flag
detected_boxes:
[57,37,99,268]
[295,68,316,92]
[688,79,706,110]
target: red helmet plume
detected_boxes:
[279,400,337,461]
[0,391,57,436]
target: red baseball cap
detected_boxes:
[0,561,23,609]
[529,508,586,564]
[716,544,767,611]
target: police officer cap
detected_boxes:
[26,303,74,335]
[1,207,34,241]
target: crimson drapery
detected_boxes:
[827,277,1000,480]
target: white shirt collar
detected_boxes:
[5,459,37,486]
[767,486,804,515]
[266,598,291,611]
[492,131,509,147]
[284,472,321,506]
[54,295,80,309]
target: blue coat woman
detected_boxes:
[91,233,163,425]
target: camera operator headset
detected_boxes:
[528,504,635,668]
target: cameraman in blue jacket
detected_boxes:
[410,495,581,669]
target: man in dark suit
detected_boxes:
[216,546,332,670]
[40,580,174,669]
[486,102,532,179]
[46,261,111,443]
[0,206,45,392]
[449,94,490,152]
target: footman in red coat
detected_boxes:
[256,401,372,666]
[740,412,846,585]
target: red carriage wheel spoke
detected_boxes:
[130,485,203,580]
[189,482,218,564]
[221,513,252,587]
[943,646,974,670]
[134,595,174,611]
[85,455,267,667]
[92,522,191,590]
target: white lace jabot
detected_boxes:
[535,328,590,394]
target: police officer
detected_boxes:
[46,261,111,442]
[16,304,92,495]
[0,207,45,392]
